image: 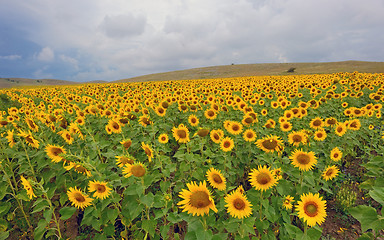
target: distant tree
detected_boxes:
[287,67,296,73]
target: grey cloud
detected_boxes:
[100,13,147,38]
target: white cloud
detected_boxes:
[0,55,22,60]
[99,13,147,38]
[59,54,79,70]
[1,0,384,81]
[33,66,53,79]
[36,47,54,62]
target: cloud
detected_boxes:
[1,0,383,81]
[60,54,79,70]
[0,54,22,60]
[99,13,147,39]
[36,47,54,62]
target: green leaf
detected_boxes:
[0,202,11,217]
[0,231,9,240]
[59,207,77,220]
[160,180,171,192]
[184,231,197,240]
[167,212,181,224]
[305,226,322,240]
[32,199,49,213]
[357,232,375,240]
[107,207,118,223]
[34,219,48,240]
[43,209,53,223]
[142,219,156,238]
[140,192,154,207]
[369,187,384,206]
[0,185,8,201]
[349,205,382,232]
[284,223,303,239]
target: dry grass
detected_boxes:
[2,61,384,88]
[115,60,384,83]
[0,78,107,89]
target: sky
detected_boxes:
[0,0,383,82]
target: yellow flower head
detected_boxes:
[88,180,112,200]
[248,165,277,191]
[206,168,226,190]
[177,181,217,216]
[289,149,317,171]
[224,190,252,219]
[20,176,36,199]
[296,192,327,227]
[67,187,93,210]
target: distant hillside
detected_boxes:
[0,78,108,89]
[115,60,384,83]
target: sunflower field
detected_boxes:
[0,72,383,239]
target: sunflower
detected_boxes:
[204,109,217,120]
[322,166,339,181]
[335,123,347,136]
[64,162,92,177]
[141,142,154,162]
[283,195,294,210]
[195,128,210,137]
[45,144,66,163]
[280,122,292,132]
[172,124,190,143]
[25,117,39,132]
[107,119,122,134]
[123,162,147,178]
[6,130,15,148]
[330,147,342,161]
[324,117,337,127]
[255,135,284,153]
[58,130,74,145]
[88,180,112,200]
[249,165,277,191]
[220,137,234,152]
[227,121,243,135]
[188,114,199,127]
[155,106,166,117]
[139,115,152,127]
[20,175,36,199]
[67,187,93,210]
[243,129,257,142]
[225,190,252,219]
[272,168,283,180]
[296,192,327,227]
[309,117,324,129]
[347,119,361,131]
[120,139,132,150]
[18,130,40,148]
[313,129,327,141]
[177,181,217,216]
[206,168,226,190]
[264,119,276,129]
[115,155,135,168]
[210,129,223,144]
[288,131,308,147]
[290,149,317,171]
[158,133,169,143]
[241,115,254,126]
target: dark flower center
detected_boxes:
[256,172,271,185]
[297,153,310,165]
[190,191,210,208]
[233,198,245,210]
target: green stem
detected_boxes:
[0,162,32,229]
[21,141,37,180]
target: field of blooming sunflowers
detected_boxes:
[0,71,383,239]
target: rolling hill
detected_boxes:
[115,60,384,83]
